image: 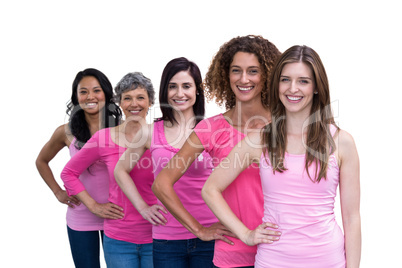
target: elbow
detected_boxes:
[201,183,212,205]
[151,177,161,198]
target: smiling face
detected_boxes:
[76,76,106,115]
[167,70,197,114]
[229,52,263,104]
[120,87,151,120]
[279,61,316,116]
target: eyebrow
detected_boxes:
[280,75,312,80]
[230,65,260,69]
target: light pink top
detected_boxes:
[194,114,264,268]
[61,129,156,244]
[151,120,216,240]
[256,125,345,267]
[66,137,109,231]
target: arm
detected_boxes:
[114,124,168,226]
[60,132,124,219]
[151,132,232,244]
[338,130,361,268]
[35,124,80,207]
[202,132,280,246]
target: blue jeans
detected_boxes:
[153,238,215,268]
[103,234,153,268]
[67,226,103,268]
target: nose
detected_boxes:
[176,87,185,98]
[240,71,249,84]
[289,81,299,93]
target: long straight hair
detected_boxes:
[157,57,205,126]
[66,68,121,149]
[263,45,338,182]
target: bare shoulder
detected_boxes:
[53,123,72,147]
[336,129,359,167]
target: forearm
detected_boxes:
[36,160,64,195]
[115,169,149,212]
[202,185,249,242]
[153,178,203,235]
[344,215,361,268]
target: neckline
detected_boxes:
[218,113,244,136]
[157,120,181,152]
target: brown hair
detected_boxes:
[262,45,338,182]
[204,35,281,109]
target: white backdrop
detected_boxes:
[1,0,400,267]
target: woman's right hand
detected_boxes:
[242,222,281,246]
[55,190,80,208]
[89,202,124,219]
[197,222,237,245]
[139,204,168,226]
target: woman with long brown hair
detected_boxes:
[202,45,361,267]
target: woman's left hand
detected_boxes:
[140,204,168,226]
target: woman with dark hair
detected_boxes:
[203,45,361,267]
[151,35,282,268]
[115,57,224,267]
[61,72,163,268]
[36,68,121,268]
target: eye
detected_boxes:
[231,68,241,74]
[183,84,191,89]
[280,78,290,82]
[168,84,177,89]
[248,69,259,75]
[94,89,102,93]
[79,90,87,94]
[138,96,145,100]
[300,79,310,84]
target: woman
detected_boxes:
[202,45,361,267]
[61,72,164,268]
[152,35,282,268]
[36,68,121,268]
[114,57,223,267]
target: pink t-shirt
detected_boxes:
[66,137,109,231]
[151,120,216,240]
[256,125,345,268]
[194,114,264,268]
[61,128,156,244]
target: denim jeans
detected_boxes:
[67,226,103,268]
[153,238,215,268]
[103,234,153,268]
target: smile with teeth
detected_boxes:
[287,95,303,101]
[86,102,98,108]
[129,110,141,114]
[238,86,253,91]
[173,99,188,104]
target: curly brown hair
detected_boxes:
[204,35,281,109]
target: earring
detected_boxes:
[314,92,318,94]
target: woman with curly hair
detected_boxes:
[203,45,361,267]
[36,68,121,268]
[152,35,282,268]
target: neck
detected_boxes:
[285,111,310,136]
[228,99,271,128]
[84,112,102,135]
[119,119,143,134]
[171,109,196,129]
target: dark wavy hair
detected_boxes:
[204,35,281,109]
[66,68,122,149]
[262,45,338,182]
[157,57,205,126]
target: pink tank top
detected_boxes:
[66,137,109,231]
[256,125,345,268]
[194,114,264,268]
[150,120,216,240]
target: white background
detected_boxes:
[1,0,400,267]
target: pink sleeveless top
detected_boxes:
[62,129,155,244]
[66,137,109,231]
[150,120,216,240]
[257,125,345,268]
[194,114,264,268]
